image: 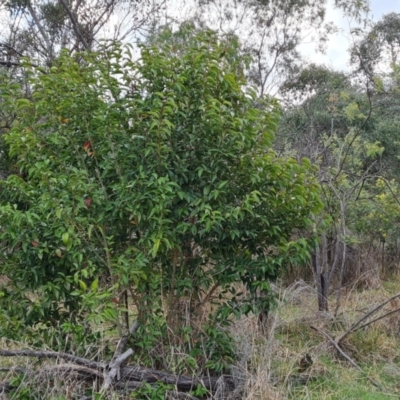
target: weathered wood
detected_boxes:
[0,348,234,393]
[337,291,400,344]
[114,320,139,358]
[0,320,234,396]
[101,319,139,391]
[101,348,134,391]
[118,366,234,392]
[0,349,104,370]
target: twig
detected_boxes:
[310,326,384,391]
[165,391,200,400]
[0,367,26,373]
[0,60,40,68]
[194,282,220,311]
[351,306,400,333]
[0,349,104,370]
[337,292,400,343]
[0,42,24,57]
[26,2,53,57]
[40,363,103,379]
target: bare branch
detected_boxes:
[59,0,90,50]
[352,306,400,333]
[0,349,104,370]
[101,349,134,391]
[0,60,39,68]
[26,1,53,57]
[311,325,385,391]
[337,291,400,343]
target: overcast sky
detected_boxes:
[299,0,400,71]
[1,0,398,75]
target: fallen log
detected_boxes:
[0,320,235,397]
[0,350,234,393]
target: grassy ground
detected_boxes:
[231,277,400,400]
[1,277,400,399]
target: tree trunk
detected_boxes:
[312,252,329,312]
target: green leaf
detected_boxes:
[15,99,32,109]
[91,279,99,291]
[151,238,161,257]
[62,232,69,246]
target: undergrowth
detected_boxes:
[1,277,400,399]
[231,277,400,400]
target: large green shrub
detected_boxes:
[0,30,321,359]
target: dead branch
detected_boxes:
[0,42,24,57]
[113,320,140,361]
[165,391,200,400]
[0,367,25,372]
[101,348,133,391]
[26,2,53,57]
[0,320,233,396]
[0,350,233,393]
[101,319,139,391]
[40,363,103,380]
[0,349,104,370]
[0,61,28,67]
[351,306,400,333]
[59,0,90,50]
[310,325,384,391]
[337,291,400,343]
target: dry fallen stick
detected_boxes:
[101,348,134,391]
[310,325,385,391]
[40,363,104,380]
[0,367,26,373]
[165,391,200,400]
[0,351,233,393]
[0,363,103,396]
[0,349,104,370]
[101,320,139,391]
[0,320,233,396]
[351,306,400,333]
[337,292,400,344]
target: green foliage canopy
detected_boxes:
[0,31,321,343]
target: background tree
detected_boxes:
[0,0,165,66]
[277,63,383,311]
[277,29,400,310]
[169,0,370,96]
[350,12,400,178]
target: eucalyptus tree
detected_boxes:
[0,0,165,66]
[278,64,385,312]
[172,0,371,96]
[350,12,400,179]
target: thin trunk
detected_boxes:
[312,248,328,312]
[26,2,53,58]
[59,0,90,50]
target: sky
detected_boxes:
[299,0,400,72]
[0,0,398,75]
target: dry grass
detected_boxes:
[230,278,400,400]
[1,278,400,399]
